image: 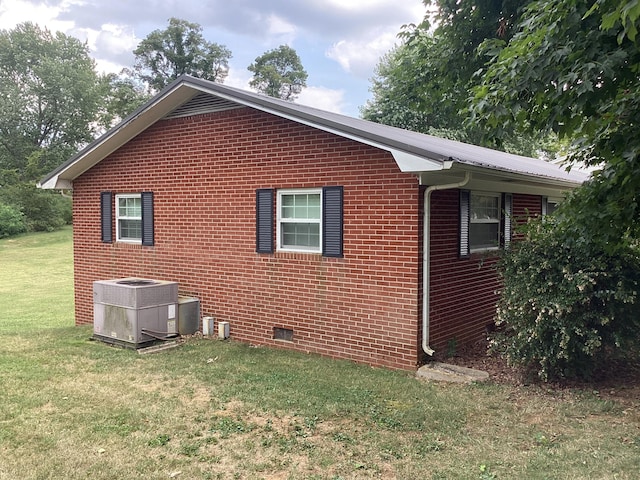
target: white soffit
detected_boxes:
[392,151,445,172]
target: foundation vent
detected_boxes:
[273,327,294,342]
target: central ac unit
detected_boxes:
[93,278,178,347]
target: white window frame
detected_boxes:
[469,192,501,253]
[276,189,322,253]
[115,194,142,244]
[542,196,561,216]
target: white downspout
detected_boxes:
[422,171,471,356]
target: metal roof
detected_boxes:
[39,75,588,190]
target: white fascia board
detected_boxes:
[38,175,72,190]
[391,150,445,172]
[420,164,583,196]
[37,175,58,189]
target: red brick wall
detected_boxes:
[427,190,498,353]
[513,193,543,219]
[72,107,422,370]
[427,190,541,354]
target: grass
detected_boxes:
[0,227,74,333]
[0,228,639,479]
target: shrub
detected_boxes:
[0,203,27,238]
[0,183,69,232]
[52,193,73,225]
[492,215,640,381]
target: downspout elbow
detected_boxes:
[422,171,471,357]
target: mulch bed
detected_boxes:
[437,338,640,406]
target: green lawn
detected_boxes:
[0,227,74,333]
[0,228,638,479]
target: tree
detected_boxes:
[248,45,308,101]
[97,72,150,129]
[471,0,640,379]
[360,0,554,156]
[133,18,232,92]
[0,22,103,182]
[361,44,438,133]
[470,0,640,247]
[0,22,101,232]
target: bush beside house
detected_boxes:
[492,214,640,380]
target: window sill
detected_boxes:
[273,250,322,261]
[469,246,499,254]
[277,248,321,255]
[111,241,144,250]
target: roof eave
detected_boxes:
[38,75,588,190]
[38,81,200,189]
[461,163,585,189]
[37,174,71,190]
[434,163,584,190]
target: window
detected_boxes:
[256,186,343,257]
[460,190,509,257]
[101,192,154,246]
[116,194,142,242]
[277,190,322,252]
[469,193,501,252]
[542,197,559,216]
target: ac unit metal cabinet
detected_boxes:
[93,278,178,347]
[178,296,200,335]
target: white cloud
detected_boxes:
[68,23,138,73]
[94,23,138,56]
[225,67,253,91]
[216,69,348,115]
[266,13,296,38]
[91,57,126,75]
[0,0,75,31]
[322,0,424,78]
[326,29,398,77]
[323,0,407,12]
[296,86,347,115]
[93,23,138,71]
[0,1,138,74]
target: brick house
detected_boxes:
[39,75,586,370]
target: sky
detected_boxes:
[0,0,426,118]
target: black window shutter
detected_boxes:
[256,189,274,253]
[322,186,343,258]
[141,191,154,246]
[503,193,513,248]
[100,191,113,243]
[459,190,470,258]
